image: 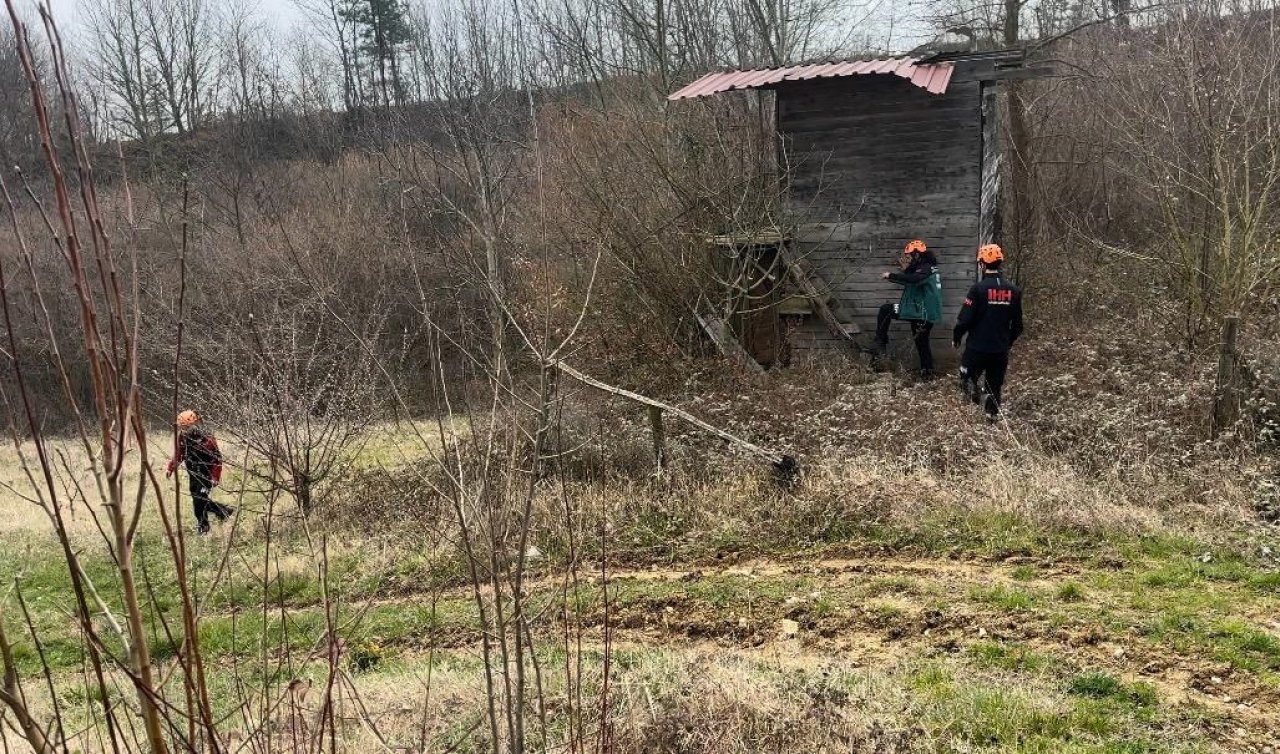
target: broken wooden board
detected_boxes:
[694,308,765,373]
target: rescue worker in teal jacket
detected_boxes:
[874,239,943,379]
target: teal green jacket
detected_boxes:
[890,264,943,324]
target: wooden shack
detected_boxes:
[671,50,1037,364]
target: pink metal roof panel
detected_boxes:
[668,56,955,100]
[671,72,727,99]
[925,64,954,93]
[791,62,832,79]
[742,69,784,87]
[871,57,901,74]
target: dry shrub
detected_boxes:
[545,403,728,484]
[320,465,443,535]
[524,452,1199,566]
[612,651,923,754]
[514,84,780,380]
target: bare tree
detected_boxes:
[82,0,217,136]
[83,0,162,137]
[140,0,216,133]
[1093,1,1280,339]
[294,0,366,111]
[0,22,43,171]
[204,304,385,516]
[218,0,286,120]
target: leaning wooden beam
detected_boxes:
[694,308,765,373]
[552,361,796,473]
[777,246,863,347]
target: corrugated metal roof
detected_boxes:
[668,56,955,100]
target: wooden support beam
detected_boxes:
[708,229,788,247]
[647,405,667,472]
[777,246,863,347]
[978,66,1057,82]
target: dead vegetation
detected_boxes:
[2,0,1280,752]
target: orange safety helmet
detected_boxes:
[977,244,1004,265]
[176,410,199,429]
[904,239,928,255]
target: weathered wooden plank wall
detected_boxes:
[979,83,1002,246]
[779,74,983,358]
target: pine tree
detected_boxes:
[341,0,411,106]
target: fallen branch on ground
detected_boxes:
[551,361,798,478]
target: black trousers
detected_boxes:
[189,473,232,531]
[876,303,934,374]
[960,350,1009,416]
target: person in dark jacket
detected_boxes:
[953,244,1024,421]
[166,410,234,535]
[875,239,943,379]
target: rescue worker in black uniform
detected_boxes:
[166,409,234,535]
[953,244,1024,421]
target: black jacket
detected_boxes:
[887,255,937,286]
[954,272,1024,354]
[168,428,223,484]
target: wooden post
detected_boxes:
[647,405,666,472]
[1213,315,1241,437]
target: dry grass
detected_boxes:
[0,435,133,542]
[0,339,1276,753]
[262,643,1232,753]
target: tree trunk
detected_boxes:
[115,503,171,754]
[297,472,313,516]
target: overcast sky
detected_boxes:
[45,0,306,36]
[39,0,930,54]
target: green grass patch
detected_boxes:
[1208,619,1280,672]
[1011,565,1038,581]
[1056,582,1086,602]
[1067,672,1156,707]
[808,595,837,620]
[969,584,1039,612]
[863,575,922,597]
[1139,551,1261,590]
[1127,534,1201,560]
[938,685,1074,747]
[1248,570,1280,593]
[969,641,1050,673]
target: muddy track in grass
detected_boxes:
[577,560,1280,741]
[217,554,1280,745]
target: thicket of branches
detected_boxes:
[0,0,1273,436]
[1,0,1279,752]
